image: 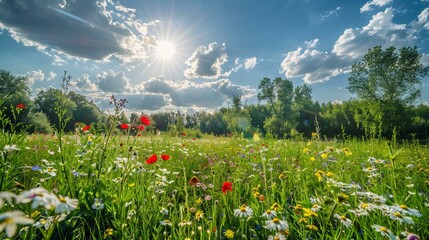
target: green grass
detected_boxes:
[1,130,428,239]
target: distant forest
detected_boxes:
[1,46,429,140]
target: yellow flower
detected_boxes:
[311,132,318,138]
[104,228,114,238]
[224,229,235,239]
[310,156,315,161]
[253,191,261,198]
[271,202,281,211]
[303,148,311,154]
[303,208,318,217]
[195,210,204,220]
[306,224,318,231]
[325,172,334,177]
[298,217,308,223]
[278,173,287,180]
[321,153,328,160]
[195,197,203,205]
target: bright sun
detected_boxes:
[155,41,176,60]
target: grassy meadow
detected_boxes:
[1,108,429,239]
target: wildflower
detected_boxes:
[0,192,17,208]
[92,198,104,210]
[393,204,422,217]
[146,154,158,164]
[189,176,200,186]
[160,220,172,226]
[195,210,204,220]
[262,209,277,219]
[334,214,352,228]
[140,116,151,126]
[222,229,234,239]
[264,217,289,231]
[372,225,395,239]
[222,181,233,194]
[306,225,318,231]
[120,123,129,129]
[178,220,192,227]
[348,208,369,217]
[16,103,26,109]
[0,211,34,238]
[311,204,321,212]
[271,202,281,211]
[104,228,114,238]
[161,154,171,161]
[82,125,90,131]
[401,232,420,240]
[4,144,20,151]
[234,204,253,218]
[298,217,308,223]
[268,232,286,240]
[204,195,211,201]
[55,196,78,214]
[320,152,328,160]
[18,187,57,209]
[303,208,318,217]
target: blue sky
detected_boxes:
[1,0,428,113]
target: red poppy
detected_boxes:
[189,176,200,186]
[138,125,145,131]
[161,154,170,161]
[140,116,151,126]
[16,103,25,109]
[120,123,129,129]
[145,154,158,164]
[82,125,91,131]
[221,181,233,194]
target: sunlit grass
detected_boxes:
[1,130,428,239]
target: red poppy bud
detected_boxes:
[120,123,129,129]
[161,154,170,161]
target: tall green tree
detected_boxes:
[257,77,294,138]
[348,46,429,136]
[0,69,30,99]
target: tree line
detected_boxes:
[1,46,428,140]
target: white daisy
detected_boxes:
[234,204,253,218]
[0,211,34,238]
[264,218,289,231]
[55,196,78,214]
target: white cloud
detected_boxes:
[422,53,429,66]
[71,74,98,92]
[143,76,173,94]
[334,8,410,59]
[321,7,342,20]
[280,7,423,83]
[280,47,351,83]
[184,42,228,79]
[304,39,319,49]
[360,0,392,13]
[47,71,57,81]
[22,69,44,85]
[244,57,257,69]
[417,8,429,30]
[0,0,158,63]
[96,70,130,93]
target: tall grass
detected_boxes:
[0,102,428,239]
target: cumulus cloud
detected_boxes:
[47,71,57,81]
[170,79,255,108]
[143,76,173,94]
[0,0,158,63]
[333,8,410,59]
[96,70,130,93]
[184,42,228,79]
[244,57,258,69]
[281,7,423,83]
[416,8,429,30]
[71,74,98,92]
[22,69,44,85]
[280,47,351,83]
[304,39,319,49]
[360,0,392,13]
[123,93,168,111]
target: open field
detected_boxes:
[1,131,428,239]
